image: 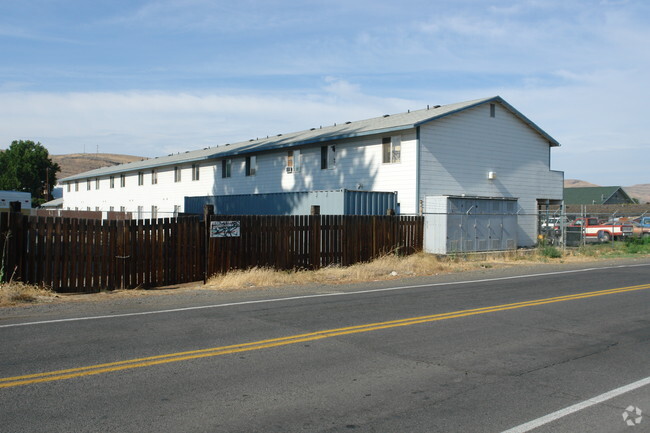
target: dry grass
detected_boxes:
[205,251,549,291]
[0,282,57,307]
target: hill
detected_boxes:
[52,153,147,180]
[624,184,650,205]
[564,179,599,188]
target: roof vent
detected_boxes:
[434,105,441,108]
[225,143,230,146]
[249,139,254,142]
[383,114,390,118]
[277,134,282,137]
[345,121,351,124]
[310,127,316,131]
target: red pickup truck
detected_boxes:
[570,217,634,242]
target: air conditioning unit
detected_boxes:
[285,166,293,174]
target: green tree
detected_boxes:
[0,140,60,204]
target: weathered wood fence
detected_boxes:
[1,212,423,293]
[206,214,423,275]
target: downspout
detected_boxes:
[416,126,421,215]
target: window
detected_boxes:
[109,206,114,212]
[221,159,232,178]
[67,183,71,192]
[75,181,79,192]
[151,205,158,220]
[138,172,144,186]
[110,176,115,188]
[151,170,158,185]
[490,103,496,118]
[95,178,100,190]
[382,136,401,164]
[87,206,91,211]
[173,205,180,218]
[174,166,181,183]
[86,179,91,191]
[286,150,300,173]
[321,145,336,169]
[192,164,200,181]
[245,156,257,176]
[120,206,126,213]
[95,206,100,211]
[137,206,143,219]
[120,174,126,187]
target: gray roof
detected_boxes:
[61,96,560,182]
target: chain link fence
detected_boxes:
[539,205,650,247]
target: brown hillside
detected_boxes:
[624,184,650,204]
[564,179,600,188]
[52,153,147,179]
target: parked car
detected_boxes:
[569,217,634,242]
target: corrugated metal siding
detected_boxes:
[185,190,397,216]
[424,196,518,254]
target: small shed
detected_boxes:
[423,196,518,254]
[184,189,398,216]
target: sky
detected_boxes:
[1,0,649,186]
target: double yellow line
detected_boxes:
[2,283,649,389]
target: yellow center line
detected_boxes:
[2,283,649,389]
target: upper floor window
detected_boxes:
[95,178,100,189]
[192,164,200,181]
[110,176,115,188]
[151,170,158,185]
[120,174,126,187]
[286,150,300,173]
[321,145,336,169]
[75,181,79,192]
[86,179,91,191]
[174,166,181,183]
[138,171,144,186]
[245,156,257,176]
[382,137,401,164]
[67,183,71,192]
[222,159,232,178]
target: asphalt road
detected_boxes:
[1,259,650,432]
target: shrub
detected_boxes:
[539,245,562,259]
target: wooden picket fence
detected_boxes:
[1,212,423,293]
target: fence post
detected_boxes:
[310,206,321,270]
[4,208,22,283]
[203,204,214,283]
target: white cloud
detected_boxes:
[0,85,416,158]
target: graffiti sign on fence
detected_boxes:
[210,220,241,238]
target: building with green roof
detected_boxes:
[564,187,634,205]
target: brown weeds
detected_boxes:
[0,282,56,307]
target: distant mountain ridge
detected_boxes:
[52,153,147,180]
[565,179,650,204]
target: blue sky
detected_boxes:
[1,0,648,186]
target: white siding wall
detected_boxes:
[63,162,217,217]
[418,103,563,246]
[62,102,561,229]
[179,134,418,213]
[62,133,419,215]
